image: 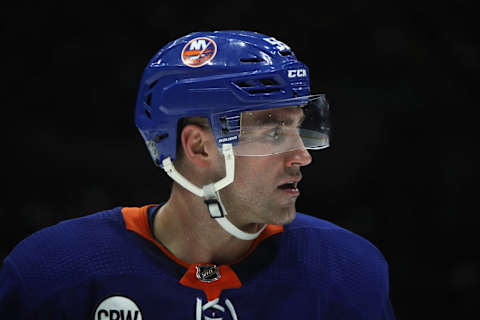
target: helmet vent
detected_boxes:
[146,93,153,107]
[280,50,292,56]
[233,77,283,95]
[235,80,253,87]
[259,78,278,86]
[148,79,159,89]
[234,78,278,87]
[144,109,152,119]
[247,88,283,94]
[240,57,263,63]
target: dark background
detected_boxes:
[2,0,478,318]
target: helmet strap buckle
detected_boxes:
[203,184,226,219]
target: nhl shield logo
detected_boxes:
[195,264,221,283]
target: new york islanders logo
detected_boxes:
[181,37,217,68]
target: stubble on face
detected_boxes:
[219,154,300,227]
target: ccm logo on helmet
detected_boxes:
[288,69,307,78]
[181,37,217,68]
[94,295,142,320]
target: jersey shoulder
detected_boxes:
[278,213,392,318]
[285,212,386,263]
[280,212,389,288]
[2,207,156,298]
[6,207,126,266]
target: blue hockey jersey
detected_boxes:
[0,205,395,319]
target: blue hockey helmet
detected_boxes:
[134,30,330,167]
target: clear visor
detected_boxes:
[233,95,330,156]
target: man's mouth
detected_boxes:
[278,182,298,190]
[277,179,301,195]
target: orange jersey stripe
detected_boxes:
[122,205,190,268]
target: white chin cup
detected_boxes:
[162,144,266,240]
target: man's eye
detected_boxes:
[266,127,283,142]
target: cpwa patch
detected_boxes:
[181,37,217,68]
[94,295,142,320]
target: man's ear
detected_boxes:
[180,124,215,168]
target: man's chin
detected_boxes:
[270,206,297,225]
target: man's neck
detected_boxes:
[152,188,258,265]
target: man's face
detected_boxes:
[218,106,312,226]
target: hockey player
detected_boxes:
[0,31,395,319]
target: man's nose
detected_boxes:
[285,147,312,167]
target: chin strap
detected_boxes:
[162,144,266,240]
